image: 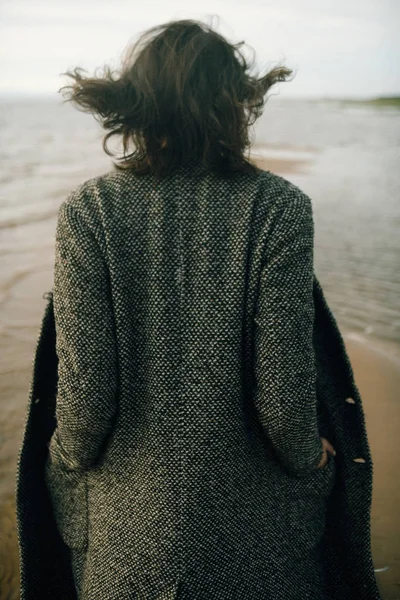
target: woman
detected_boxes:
[15,18,382,600]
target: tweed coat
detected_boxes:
[15,162,382,600]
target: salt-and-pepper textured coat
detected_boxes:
[15,163,382,599]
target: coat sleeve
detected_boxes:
[49,197,118,471]
[254,186,323,477]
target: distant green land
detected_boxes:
[325,96,400,109]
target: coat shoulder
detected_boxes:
[256,169,313,210]
[251,169,314,244]
[55,170,127,240]
[59,170,118,212]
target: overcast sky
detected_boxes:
[0,0,399,99]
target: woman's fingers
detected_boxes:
[317,450,329,469]
[322,437,336,456]
[316,437,337,469]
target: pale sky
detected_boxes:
[0,0,399,99]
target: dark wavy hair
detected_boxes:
[59,17,293,179]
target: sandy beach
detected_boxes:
[0,155,399,599]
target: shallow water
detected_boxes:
[254,99,400,355]
[0,96,399,363]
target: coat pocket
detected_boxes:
[310,451,337,495]
[44,431,89,551]
[293,451,337,497]
[283,453,337,558]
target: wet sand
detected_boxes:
[0,155,398,599]
[347,337,400,599]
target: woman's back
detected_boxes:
[15,17,381,600]
[40,164,345,597]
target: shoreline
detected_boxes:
[251,153,314,176]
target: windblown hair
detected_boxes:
[59,17,293,179]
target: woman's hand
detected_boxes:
[317,437,336,469]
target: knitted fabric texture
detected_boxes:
[15,163,382,599]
